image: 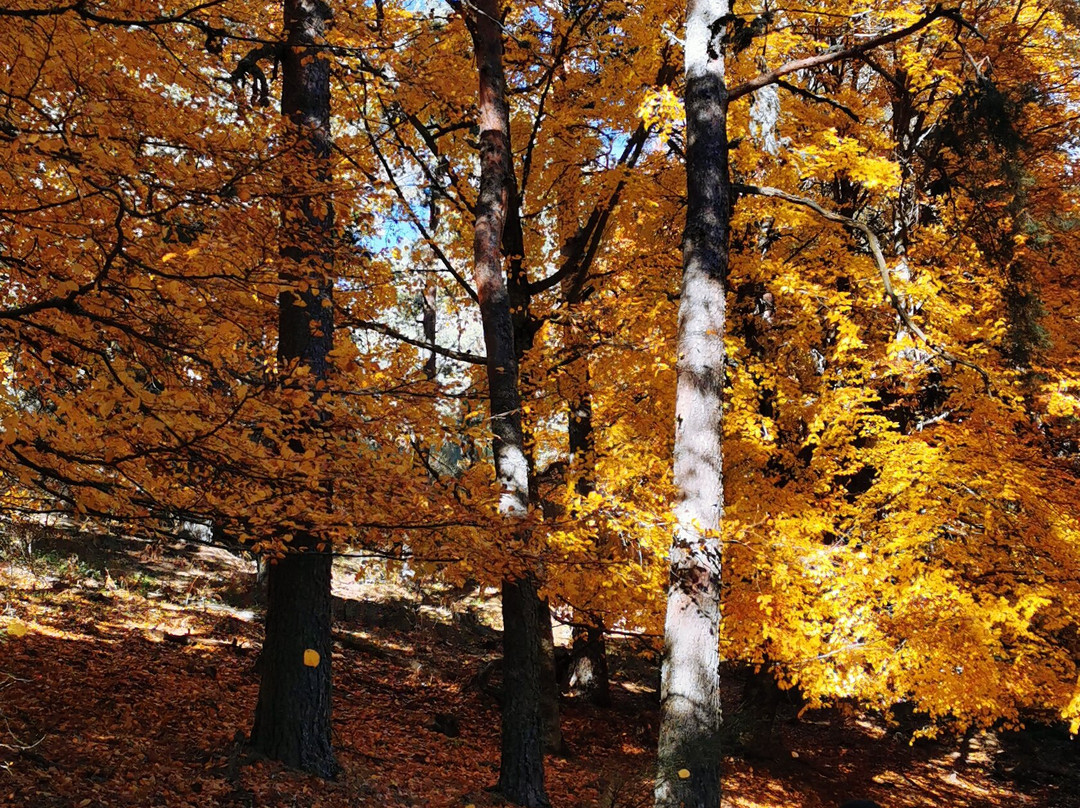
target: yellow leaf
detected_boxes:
[677,769,690,779]
[303,649,320,667]
[6,621,27,638]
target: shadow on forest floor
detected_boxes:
[0,540,1076,808]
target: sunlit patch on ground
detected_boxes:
[0,552,1075,808]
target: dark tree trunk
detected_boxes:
[500,577,550,805]
[568,624,609,706]
[422,280,437,379]
[740,667,783,759]
[423,141,447,381]
[536,596,567,755]
[564,364,610,706]
[503,130,562,761]
[460,0,548,803]
[467,0,528,520]
[251,537,335,777]
[556,177,613,707]
[506,147,564,762]
[655,1,730,808]
[566,372,594,498]
[250,0,337,780]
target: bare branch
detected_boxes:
[349,318,486,365]
[774,79,859,121]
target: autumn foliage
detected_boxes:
[2,0,1080,804]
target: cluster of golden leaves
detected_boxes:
[3,0,1080,735]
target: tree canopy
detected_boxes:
[3,0,1080,802]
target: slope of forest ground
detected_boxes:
[0,531,1075,808]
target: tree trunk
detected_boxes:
[556,174,613,708]
[503,109,562,761]
[250,0,337,780]
[564,365,610,706]
[422,280,437,380]
[655,2,730,808]
[740,667,783,759]
[251,537,336,777]
[500,577,550,805]
[536,596,567,755]
[568,624,610,706]
[462,0,548,803]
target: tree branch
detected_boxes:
[349,318,486,364]
[735,183,991,392]
[729,6,953,102]
[774,79,859,121]
[527,52,678,298]
[349,82,479,304]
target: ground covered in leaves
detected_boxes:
[0,535,1075,808]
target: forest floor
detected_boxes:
[0,529,1076,808]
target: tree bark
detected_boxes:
[500,577,550,805]
[568,623,609,706]
[565,622,609,704]
[536,596,567,754]
[557,175,611,706]
[565,370,610,707]
[422,279,437,379]
[505,146,562,759]
[250,0,337,780]
[461,0,548,803]
[740,666,783,759]
[251,535,335,777]
[655,1,730,807]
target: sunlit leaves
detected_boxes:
[2,0,1080,741]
